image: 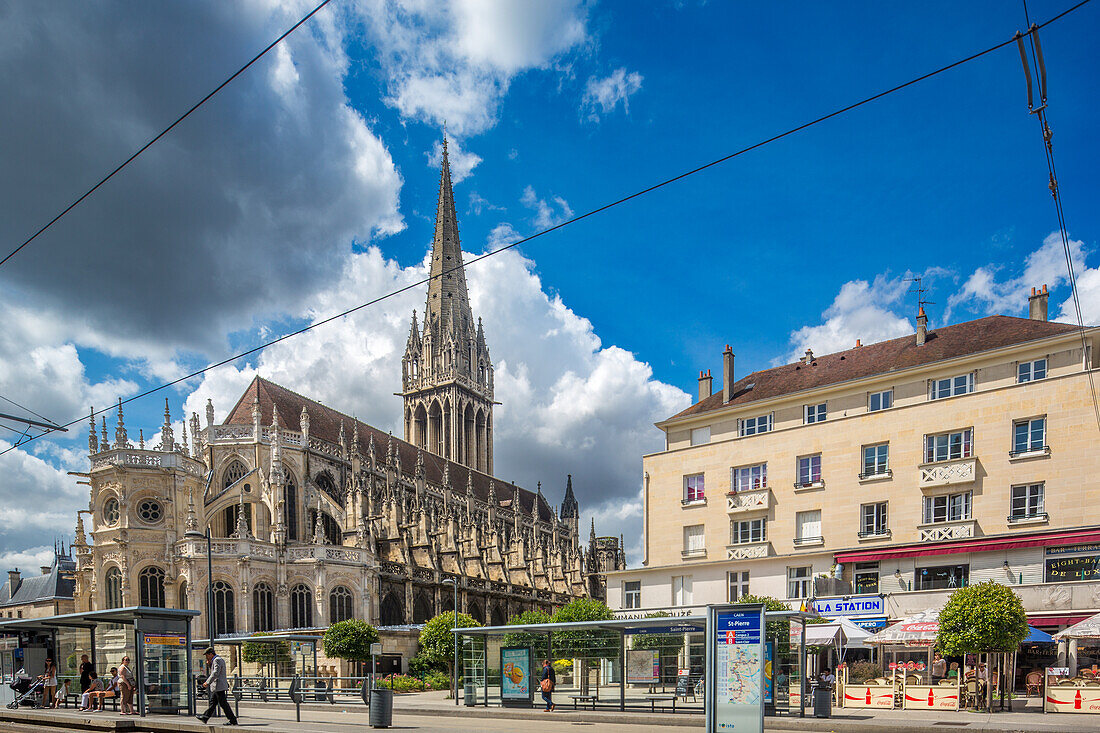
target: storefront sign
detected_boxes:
[627,649,659,684]
[1045,555,1100,582]
[707,604,764,733]
[143,635,186,646]
[809,595,885,619]
[1047,544,1100,556]
[500,647,532,706]
[851,617,887,630]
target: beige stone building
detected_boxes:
[65,141,621,669]
[607,288,1100,645]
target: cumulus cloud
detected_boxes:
[582,67,644,122]
[947,232,1086,321]
[521,186,574,229]
[0,439,87,554]
[0,1,403,360]
[361,0,589,136]
[780,275,915,364]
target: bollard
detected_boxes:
[288,675,302,723]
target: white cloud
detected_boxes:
[427,138,482,184]
[781,275,915,364]
[582,67,643,122]
[0,547,59,573]
[0,439,87,553]
[360,0,589,136]
[947,232,1085,321]
[521,186,574,229]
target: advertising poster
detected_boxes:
[763,642,773,705]
[627,649,660,684]
[500,647,532,706]
[708,604,764,733]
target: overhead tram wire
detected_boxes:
[0,0,336,270]
[1,0,1094,458]
[1018,0,1100,435]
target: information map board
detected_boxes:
[706,604,764,733]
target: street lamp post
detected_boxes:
[442,578,458,705]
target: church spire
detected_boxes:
[425,134,473,342]
[561,474,579,520]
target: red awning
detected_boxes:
[1028,615,1091,627]
[835,528,1100,564]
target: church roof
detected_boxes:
[669,315,1084,422]
[224,377,554,521]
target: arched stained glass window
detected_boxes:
[104,567,122,609]
[290,584,313,629]
[138,566,165,607]
[329,586,353,623]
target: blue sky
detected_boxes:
[0,0,1098,566]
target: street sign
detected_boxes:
[706,604,764,733]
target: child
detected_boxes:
[51,679,70,709]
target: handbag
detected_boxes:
[540,677,552,693]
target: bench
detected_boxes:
[569,694,598,710]
[644,694,677,712]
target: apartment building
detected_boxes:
[607,287,1100,634]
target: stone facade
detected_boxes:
[68,145,623,654]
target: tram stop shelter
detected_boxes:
[0,606,199,716]
[454,609,816,716]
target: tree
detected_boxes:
[322,619,380,664]
[242,631,291,665]
[418,611,479,680]
[937,582,1029,711]
[630,612,684,657]
[502,609,552,650]
[937,582,1029,655]
[550,599,617,694]
[737,595,792,647]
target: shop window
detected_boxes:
[854,562,880,594]
[916,564,969,590]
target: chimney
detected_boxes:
[722,346,735,403]
[7,569,20,600]
[855,339,862,348]
[697,369,713,403]
[40,566,51,576]
[1029,284,1049,322]
[916,307,928,346]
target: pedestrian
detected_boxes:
[78,654,96,693]
[197,646,238,725]
[51,679,70,709]
[932,652,946,682]
[539,659,555,712]
[40,657,57,707]
[117,656,135,715]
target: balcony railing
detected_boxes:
[793,536,824,547]
[1008,445,1051,459]
[726,541,770,560]
[918,519,977,542]
[793,480,825,491]
[857,528,891,540]
[726,489,770,514]
[681,548,707,559]
[918,458,976,488]
[858,469,893,481]
[1007,512,1049,523]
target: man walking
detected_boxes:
[539,659,556,712]
[197,647,238,725]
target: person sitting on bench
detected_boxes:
[89,668,120,711]
[78,673,103,711]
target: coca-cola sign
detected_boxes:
[899,622,939,633]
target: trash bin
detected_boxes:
[812,682,832,718]
[369,688,394,728]
[463,681,477,706]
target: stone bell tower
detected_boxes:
[401,137,495,473]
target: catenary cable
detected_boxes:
[0,0,1093,458]
[0,0,335,270]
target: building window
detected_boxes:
[690,427,711,446]
[683,474,705,503]
[222,460,248,489]
[284,479,298,542]
[804,403,826,424]
[224,503,253,536]
[739,414,772,437]
[138,566,165,607]
[728,571,750,602]
[787,566,812,599]
[731,518,766,544]
[922,492,972,524]
[1018,358,1048,383]
[212,581,235,636]
[672,576,693,607]
[623,581,641,610]
[869,389,893,412]
[290,584,313,628]
[862,444,889,478]
[930,373,974,400]
[731,463,767,492]
[795,510,822,544]
[102,497,120,526]
[860,502,888,537]
[137,499,163,524]
[104,567,123,609]
[796,454,822,487]
[253,583,275,632]
[1012,418,1046,455]
[854,562,880,594]
[924,428,973,463]
[916,564,969,590]
[1010,483,1046,520]
[329,586,354,623]
[682,524,705,556]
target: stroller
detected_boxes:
[7,676,44,709]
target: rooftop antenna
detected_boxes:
[906,276,935,314]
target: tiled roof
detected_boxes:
[669,315,1082,422]
[0,555,76,608]
[223,377,554,521]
